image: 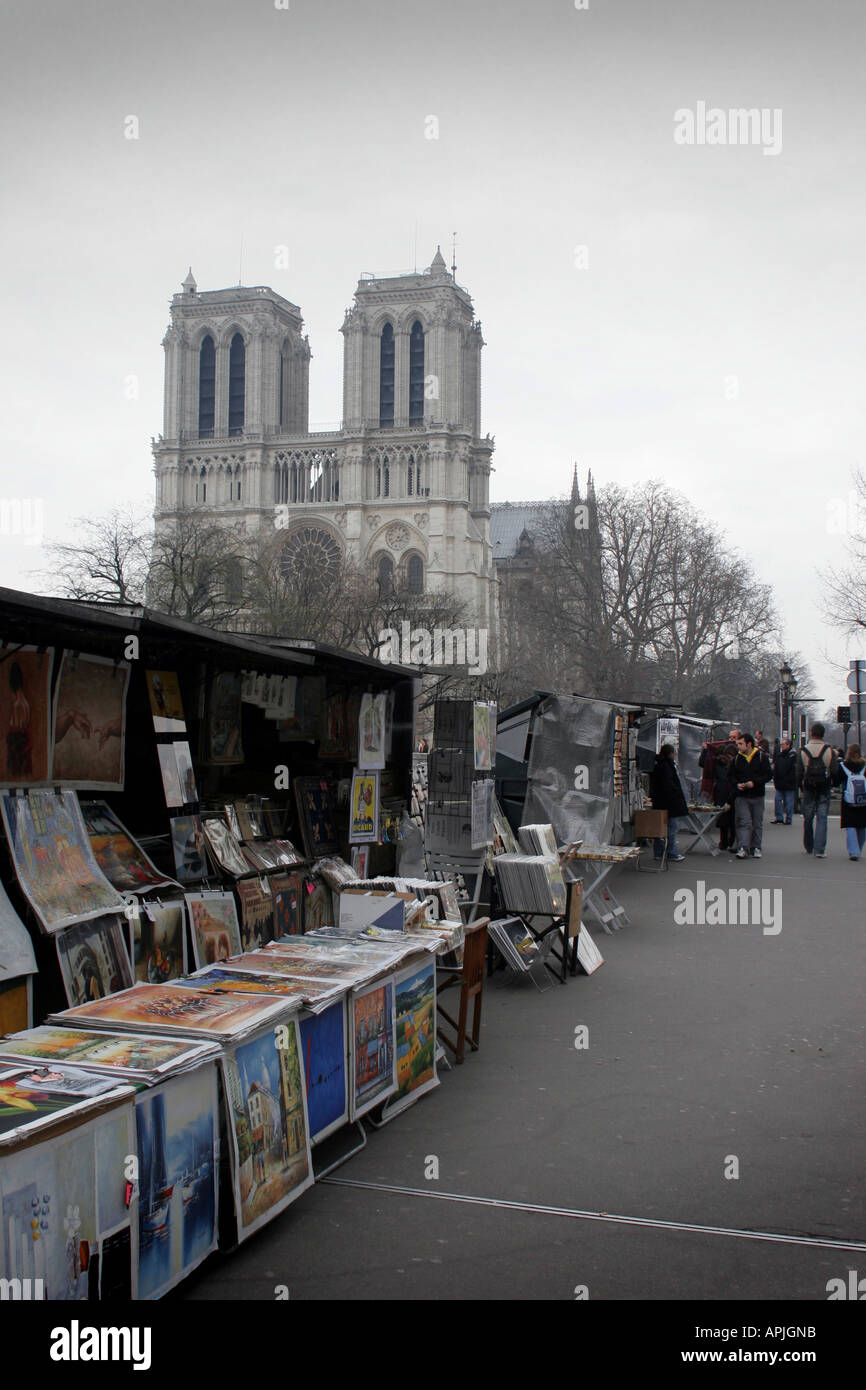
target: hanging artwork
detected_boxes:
[236,877,275,953]
[56,914,134,1008]
[52,652,129,790]
[221,1018,313,1242]
[357,692,387,770]
[129,900,187,985]
[173,741,198,804]
[80,799,176,893]
[473,701,496,771]
[0,645,53,786]
[170,815,208,884]
[145,670,186,735]
[157,744,185,809]
[185,890,243,969]
[349,770,380,844]
[0,789,126,932]
[299,999,348,1143]
[270,871,303,937]
[303,877,333,932]
[134,1064,219,1299]
[204,671,244,765]
[390,957,438,1111]
[350,978,397,1118]
[294,776,339,858]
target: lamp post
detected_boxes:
[779,661,794,744]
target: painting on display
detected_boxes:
[299,999,348,1143]
[145,670,186,735]
[294,776,339,858]
[0,1095,136,1299]
[53,982,288,1041]
[303,877,333,932]
[221,1018,313,1242]
[473,701,496,772]
[135,1064,219,1299]
[204,671,244,765]
[52,652,129,790]
[349,770,379,844]
[56,914,134,1009]
[129,900,187,985]
[0,645,53,786]
[170,815,208,884]
[390,958,438,1112]
[0,789,126,932]
[270,871,303,938]
[236,877,275,953]
[0,1026,216,1081]
[185,890,243,969]
[80,799,176,893]
[178,968,309,1004]
[157,744,185,809]
[173,742,198,805]
[350,978,397,1118]
[357,692,387,771]
[656,717,680,760]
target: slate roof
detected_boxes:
[490,501,561,560]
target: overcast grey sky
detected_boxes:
[1,0,863,710]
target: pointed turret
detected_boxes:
[182,267,197,295]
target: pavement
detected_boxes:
[178,804,866,1303]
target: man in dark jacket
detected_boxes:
[731,733,772,858]
[771,736,797,824]
[650,744,689,861]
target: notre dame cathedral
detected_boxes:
[152,250,599,671]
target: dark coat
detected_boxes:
[712,758,735,807]
[731,749,772,797]
[650,754,689,818]
[839,759,866,829]
[772,748,798,791]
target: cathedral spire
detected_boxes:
[182,267,197,295]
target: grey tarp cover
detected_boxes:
[636,716,711,799]
[522,696,617,848]
[0,878,37,981]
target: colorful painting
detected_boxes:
[0,1061,126,1142]
[0,1026,217,1080]
[304,877,333,931]
[351,978,396,1118]
[130,900,187,984]
[391,959,438,1109]
[204,671,244,764]
[0,1097,136,1300]
[177,968,309,1003]
[270,871,303,937]
[135,1064,219,1299]
[237,877,275,952]
[0,789,126,932]
[186,890,242,969]
[52,651,129,790]
[56,914,134,1008]
[146,670,186,735]
[224,953,345,1009]
[350,770,379,844]
[299,1000,347,1142]
[54,982,288,1039]
[222,1019,313,1241]
[80,799,176,892]
[170,815,208,884]
[294,776,339,858]
[0,645,53,786]
[473,701,495,772]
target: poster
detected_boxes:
[357,691,387,770]
[350,770,379,843]
[0,1096,136,1300]
[204,671,244,765]
[80,799,176,892]
[657,717,680,760]
[170,815,208,884]
[186,890,243,969]
[270,871,303,937]
[236,877,275,953]
[135,1064,219,1299]
[52,651,129,790]
[56,914,134,1008]
[145,670,186,735]
[391,958,438,1110]
[221,1019,313,1241]
[129,900,187,985]
[299,1000,348,1143]
[473,701,496,771]
[0,789,126,932]
[350,978,397,1118]
[0,645,53,786]
[294,776,339,857]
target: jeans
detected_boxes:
[654,815,680,859]
[802,792,830,854]
[735,796,764,851]
[846,826,866,858]
[774,789,794,822]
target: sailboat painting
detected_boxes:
[134,1064,219,1299]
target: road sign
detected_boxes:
[847,671,864,693]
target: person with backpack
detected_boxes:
[838,742,866,860]
[797,721,838,857]
[771,735,797,824]
[731,733,772,857]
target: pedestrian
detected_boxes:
[649,743,689,862]
[712,742,737,851]
[755,728,771,754]
[731,732,772,858]
[797,721,838,858]
[771,736,797,824]
[837,742,866,860]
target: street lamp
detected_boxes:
[779,662,795,742]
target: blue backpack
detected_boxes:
[842,763,866,807]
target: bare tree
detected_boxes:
[146,517,253,626]
[820,465,866,636]
[36,505,152,605]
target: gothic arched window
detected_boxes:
[379,323,395,427]
[407,455,414,496]
[407,553,423,594]
[199,335,215,437]
[382,456,390,498]
[228,333,245,435]
[377,553,394,594]
[409,320,424,425]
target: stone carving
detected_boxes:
[386,522,410,551]
[335,510,348,530]
[367,514,381,530]
[413,512,428,529]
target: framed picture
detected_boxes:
[349,770,379,844]
[52,652,130,790]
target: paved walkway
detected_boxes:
[180,809,866,1301]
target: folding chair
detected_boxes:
[425,849,490,924]
[436,917,490,1063]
